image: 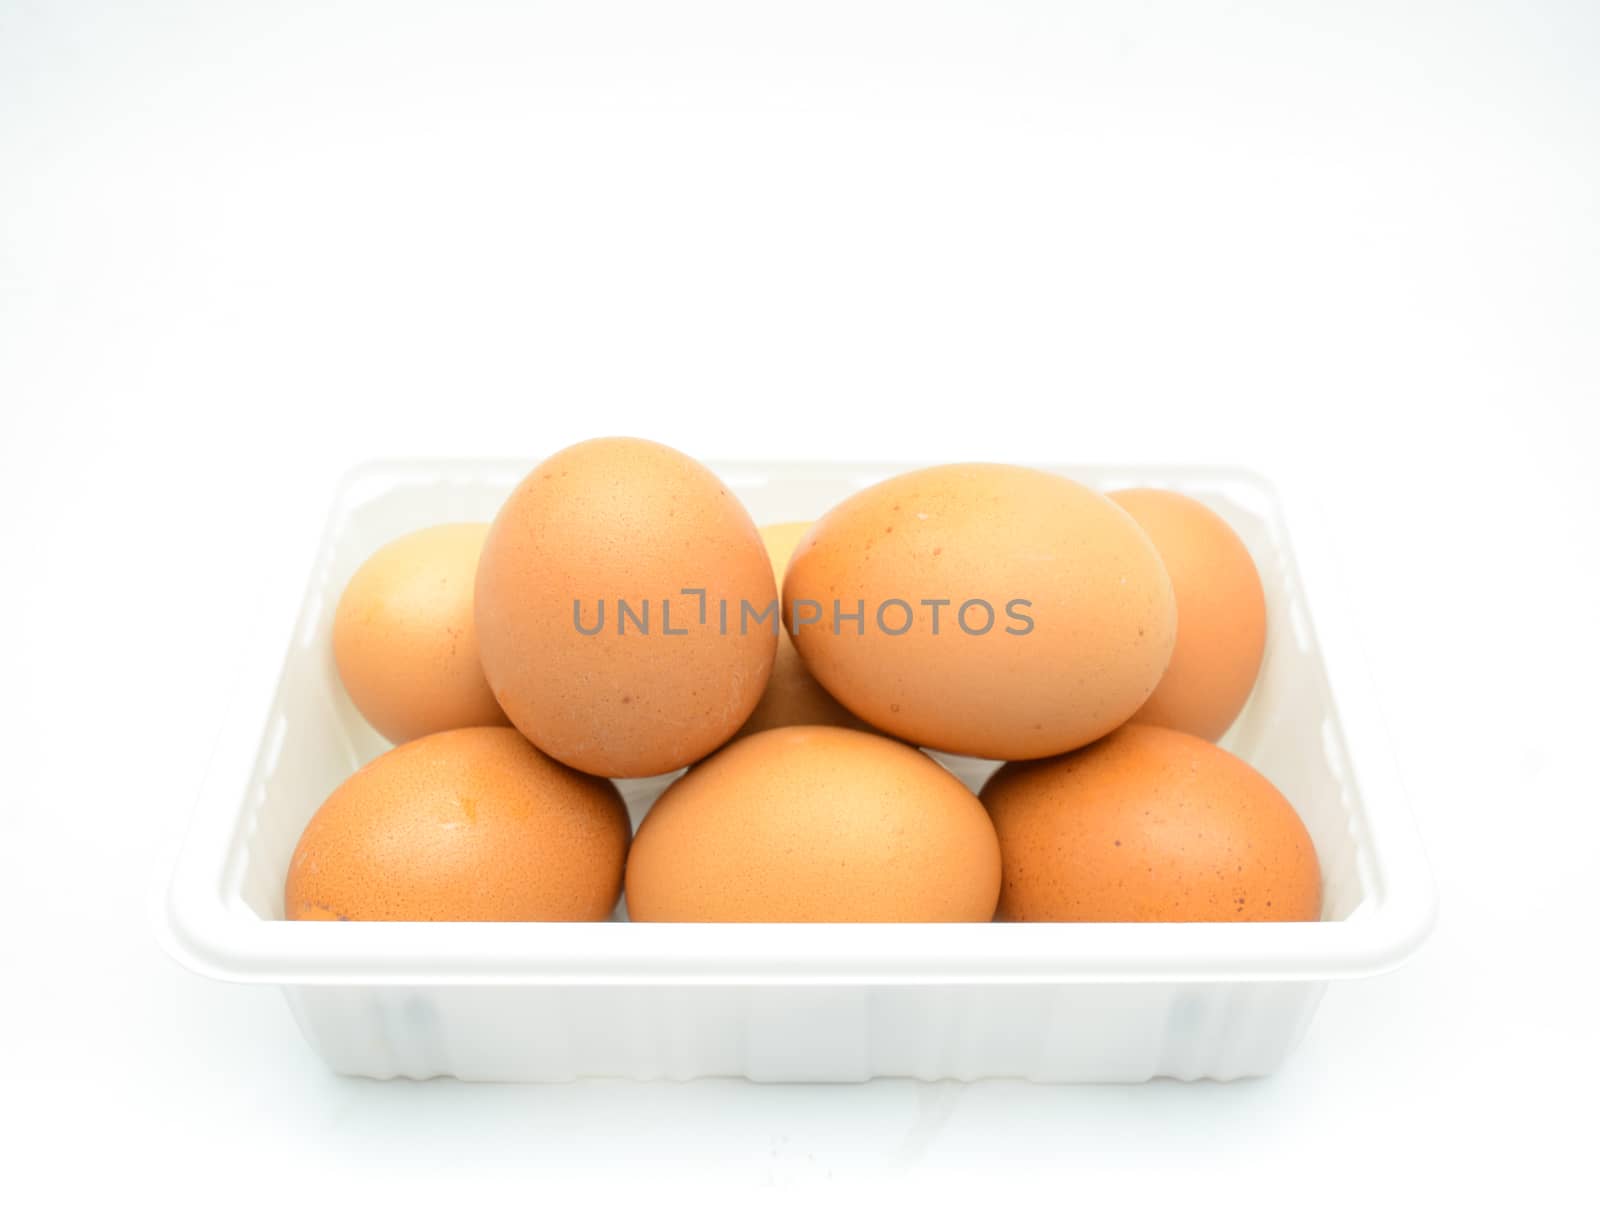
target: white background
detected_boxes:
[2,1,1596,1217]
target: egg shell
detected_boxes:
[284,726,630,921]
[783,464,1177,759]
[625,726,1001,922]
[1110,488,1268,741]
[981,723,1322,922]
[332,523,510,744]
[475,438,779,778]
[730,522,871,741]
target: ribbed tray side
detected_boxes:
[283,981,1327,1084]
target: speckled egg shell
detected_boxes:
[783,464,1177,759]
[625,726,1001,922]
[284,726,630,921]
[474,438,778,778]
[981,723,1321,922]
[1110,488,1268,741]
[332,523,510,744]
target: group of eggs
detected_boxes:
[285,438,1322,925]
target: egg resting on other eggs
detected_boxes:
[475,437,778,778]
[783,464,1176,759]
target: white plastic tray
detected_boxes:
[158,460,1435,1082]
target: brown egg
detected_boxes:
[332,523,510,744]
[284,726,630,921]
[982,724,1321,922]
[625,726,1001,922]
[730,522,870,741]
[475,438,778,778]
[783,464,1177,760]
[1109,488,1268,741]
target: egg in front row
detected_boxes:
[625,726,1001,922]
[285,727,630,922]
